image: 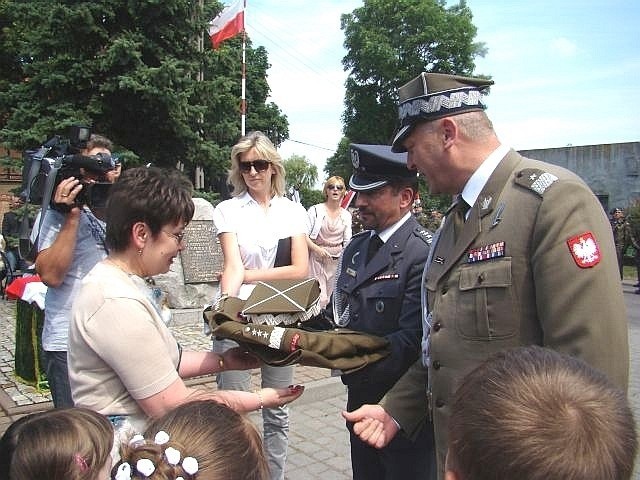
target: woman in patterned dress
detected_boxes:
[306,176,352,308]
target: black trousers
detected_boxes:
[346,386,436,480]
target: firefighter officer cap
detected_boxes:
[348,144,415,192]
[391,72,494,152]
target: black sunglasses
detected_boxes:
[327,184,344,190]
[239,159,271,173]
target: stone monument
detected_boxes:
[152,197,221,324]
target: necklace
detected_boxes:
[106,259,173,325]
[106,257,142,277]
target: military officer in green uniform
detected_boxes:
[343,72,630,480]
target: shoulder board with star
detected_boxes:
[514,168,559,196]
[413,226,433,245]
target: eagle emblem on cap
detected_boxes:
[351,149,360,169]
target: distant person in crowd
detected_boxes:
[344,73,629,479]
[115,400,269,480]
[306,176,352,308]
[610,207,637,279]
[34,133,116,408]
[411,203,443,232]
[68,166,304,437]
[411,199,430,228]
[212,131,309,480]
[287,182,301,204]
[445,346,637,480]
[0,407,114,480]
[428,209,443,230]
[328,144,434,480]
[1,196,27,274]
[350,207,365,234]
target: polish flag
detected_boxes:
[341,190,356,209]
[208,0,245,49]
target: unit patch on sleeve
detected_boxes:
[567,232,601,268]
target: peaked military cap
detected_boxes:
[349,143,415,192]
[391,72,494,152]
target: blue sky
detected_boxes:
[244,0,640,185]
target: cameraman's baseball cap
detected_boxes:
[348,144,415,192]
[391,72,494,152]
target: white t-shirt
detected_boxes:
[213,192,308,299]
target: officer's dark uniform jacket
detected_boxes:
[331,214,432,409]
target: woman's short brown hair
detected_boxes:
[105,166,194,252]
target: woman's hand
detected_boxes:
[209,384,305,413]
[222,347,261,371]
[259,385,305,408]
[314,246,331,259]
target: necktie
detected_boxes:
[366,234,383,263]
[452,198,470,241]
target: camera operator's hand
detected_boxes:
[36,177,84,288]
[53,177,83,212]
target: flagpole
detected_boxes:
[241,0,247,136]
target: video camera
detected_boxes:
[22,125,118,210]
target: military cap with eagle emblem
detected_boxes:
[349,143,416,191]
[391,72,494,152]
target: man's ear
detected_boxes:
[441,117,458,148]
[399,187,416,209]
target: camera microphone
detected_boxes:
[63,152,117,173]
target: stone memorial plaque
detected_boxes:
[179,220,222,283]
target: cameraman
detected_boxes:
[33,133,116,408]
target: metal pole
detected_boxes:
[241,0,247,136]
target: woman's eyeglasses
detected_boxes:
[327,184,344,190]
[239,159,271,173]
[162,230,185,244]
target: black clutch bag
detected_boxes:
[274,236,292,267]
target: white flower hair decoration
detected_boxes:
[116,431,200,479]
